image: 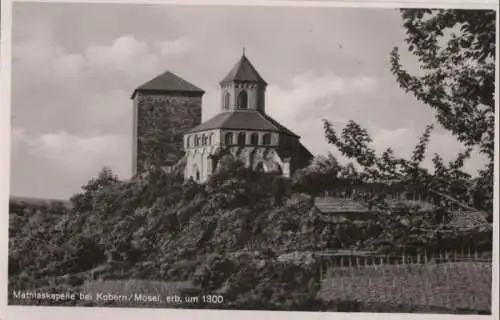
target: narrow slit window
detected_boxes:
[224,92,231,110]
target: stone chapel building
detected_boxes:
[183,53,313,182]
[131,52,312,182]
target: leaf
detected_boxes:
[390,9,495,162]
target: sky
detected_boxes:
[10,2,491,199]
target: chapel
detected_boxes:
[183,52,313,182]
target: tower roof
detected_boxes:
[187,110,298,137]
[220,54,267,85]
[131,71,205,99]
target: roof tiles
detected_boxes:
[187,110,298,137]
[131,71,204,98]
[220,54,267,85]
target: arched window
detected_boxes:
[193,164,200,181]
[186,136,191,148]
[250,133,259,145]
[237,90,248,109]
[275,164,283,175]
[263,133,271,145]
[224,92,231,110]
[194,135,199,146]
[238,132,246,146]
[255,162,265,172]
[225,132,233,145]
[202,134,208,146]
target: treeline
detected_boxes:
[8,148,492,301]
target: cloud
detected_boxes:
[11,33,198,198]
[267,73,377,125]
[275,73,377,108]
[14,128,130,174]
[263,72,488,175]
[75,89,133,135]
[265,72,377,156]
[371,126,488,174]
[84,36,162,80]
[156,37,193,56]
[12,33,196,136]
[13,34,85,88]
[14,33,195,92]
[11,128,131,198]
[350,76,377,91]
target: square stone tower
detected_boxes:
[131,71,204,175]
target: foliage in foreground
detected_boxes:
[390,8,495,217]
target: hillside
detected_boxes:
[8,157,493,312]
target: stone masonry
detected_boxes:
[133,92,202,175]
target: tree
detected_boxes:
[389,9,496,215]
[390,9,496,161]
[322,119,488,215]
[292,153,343,196]
[70,166,120,212]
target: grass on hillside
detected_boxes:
[318,262,491,312]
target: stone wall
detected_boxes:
[185,145,291,182]
[134,92,202,175]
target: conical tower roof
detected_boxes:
[220,53,267,85]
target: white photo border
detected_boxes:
[0,1,498,319]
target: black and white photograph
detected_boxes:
[6,1,498,316]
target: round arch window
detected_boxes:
[255,162,266,172]
[263,133,271,145]
[237,90,248,109]
[250,133,259,145]
[225,132,233,145]
[238,132,246,145]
